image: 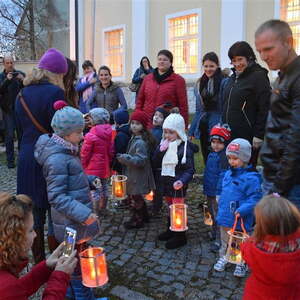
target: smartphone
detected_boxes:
[62,227,77,257]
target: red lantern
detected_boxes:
[144,190,154,201]
[80,247,108,287]
[169,203,188,231]
[111,175,127,200]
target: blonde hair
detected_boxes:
[253,195,300,242]
[0,193,33,275]
[23,67,64,90]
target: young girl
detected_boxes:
[81,107,113,213]
[153,111,198,249]
[241,195,300,300]
[35,101,100,300]
[117,110,156,229]
[0,192,77,300]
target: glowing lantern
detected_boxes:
[169,203,188,232]
[80,247,108,287]
[225,216,249,264]
[203,203,213,226]
[111,175,127,200]
[144,190,154,201]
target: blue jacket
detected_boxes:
[34,134,100,243]
[151,126,163,144]
[132,66,154,84]
[203,149,229,197]
[216,166,262,231]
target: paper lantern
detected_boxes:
[203,203,213,226]
[80,247,108,287]
[169,203,188,232]
[111,175,127,200]
[145,190,154,201]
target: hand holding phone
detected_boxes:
[62,227,77,257]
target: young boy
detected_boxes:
[203,124,231,251]
[214,138,262,277]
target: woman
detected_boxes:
[15,48,67,264]
[136,50,188,127]
[131,56,154,95]
[0,192,77,300]
[86,65,127,118]
[64,58,78,108]
[75,60,97,113]
[221,41,271,165]
[189,52,228,163]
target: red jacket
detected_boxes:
[136,72,188,127]
[0,261,70,300]
[81,124,113,178]
[241,232,300,300]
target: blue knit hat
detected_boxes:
[51,101,84,136]
[113,108,129,125]
[89,108,110,125]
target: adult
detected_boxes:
[64,58,78,108]
[75,60,97,113]
[15,48,67,264]
[86,65,127,118]
[136,49,188,127]
[189,52,228,163]
[221,41,271,166]
[0,55,25,168]
[0,192,77,300]
[131,56,154,95]
[255,20,300,206]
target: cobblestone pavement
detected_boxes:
[0,160,245,300]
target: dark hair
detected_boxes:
[98,65,112,76]
[140,56,152,69]
[202,52,219,66]
[228,41,257,62]
[63,58,78,108]
[82,60,95,71]
[157,49,173,64]
[141,129,158,154]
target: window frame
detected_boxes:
[102,24,126,81]
[165,8,202,80]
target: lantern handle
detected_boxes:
[231,214,247,234]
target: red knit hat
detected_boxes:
[130,110,149,128]
[210,124,231,143]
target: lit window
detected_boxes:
[281,0,300,54]
[168,13,199,74]
[104,28,124,77]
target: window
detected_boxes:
[167,12,199,75]
[281,0,300,54]
[104,27,124,77]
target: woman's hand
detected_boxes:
[89,77,97,84]
[160,140,169,152]
[46,242,65,269]
[54,250,78,275]
[84,213,98,225]
[173,180,183,190]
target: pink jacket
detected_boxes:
[81,124,113,178]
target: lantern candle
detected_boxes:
[203,204,213,226]
[145,190,154,201]
[169,203,188,232]
[80,247,108,288]
[111,175,127,200]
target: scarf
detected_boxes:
[153,66,174,84]
[161,139,182,177]
[81,72,95,102]
[199,67,223,96]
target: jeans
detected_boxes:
[32,205,54,236]
[3,112,16,163]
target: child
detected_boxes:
[241,195,300,299]
[151,103,171,143]
[203,124,231,251]
[117,110,156,229]
[214,138,262,277]
[35,101,100,300]
[153,111,198,249]
[81,107,113,214]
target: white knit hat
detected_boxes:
[162,113,187,164]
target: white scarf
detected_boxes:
[161,139,182,177]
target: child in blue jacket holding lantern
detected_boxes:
[214,138,262,278]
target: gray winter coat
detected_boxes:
[118,136,155,195]
[34,134,100,243]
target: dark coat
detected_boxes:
[15,82,65,209]
[151,126,163,144]
[152,141,198,197]
[221,63,271,142]
[261,56,300,195]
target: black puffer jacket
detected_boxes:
[222,63,271,142]
[261,56,300,195]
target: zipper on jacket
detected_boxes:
[104,89,106,109]
[225,80,236,124]
[241,100,252,128]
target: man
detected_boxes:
[255,19,300,208]
[0,55,25,168]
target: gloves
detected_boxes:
[252,137,263,149]
[160,139,169,152]
[117,153,130,164]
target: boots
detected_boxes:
[47,235,59,253]
[99,196,108,210]
[124,208,144,229]
[158,218,174,241]
[165,231,187,249]
[141,201,150,223]
[31,228,45,264]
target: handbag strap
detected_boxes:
[18,93,49,134]
[231,214,247,234]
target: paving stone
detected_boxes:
[110,285,154,300]
[171,282,185,291]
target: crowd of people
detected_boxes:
[0,19,300,300]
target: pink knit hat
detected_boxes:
[38,48,68,74]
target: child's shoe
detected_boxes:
[233,263,247,277]
[158,218,173,241]
[165,232,187,249]
[214,257,227,272]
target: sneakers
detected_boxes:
[214,257,227,272]
[233,263,247,277]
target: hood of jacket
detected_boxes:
[91,124,112,142]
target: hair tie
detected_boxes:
[272,192,280,198]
